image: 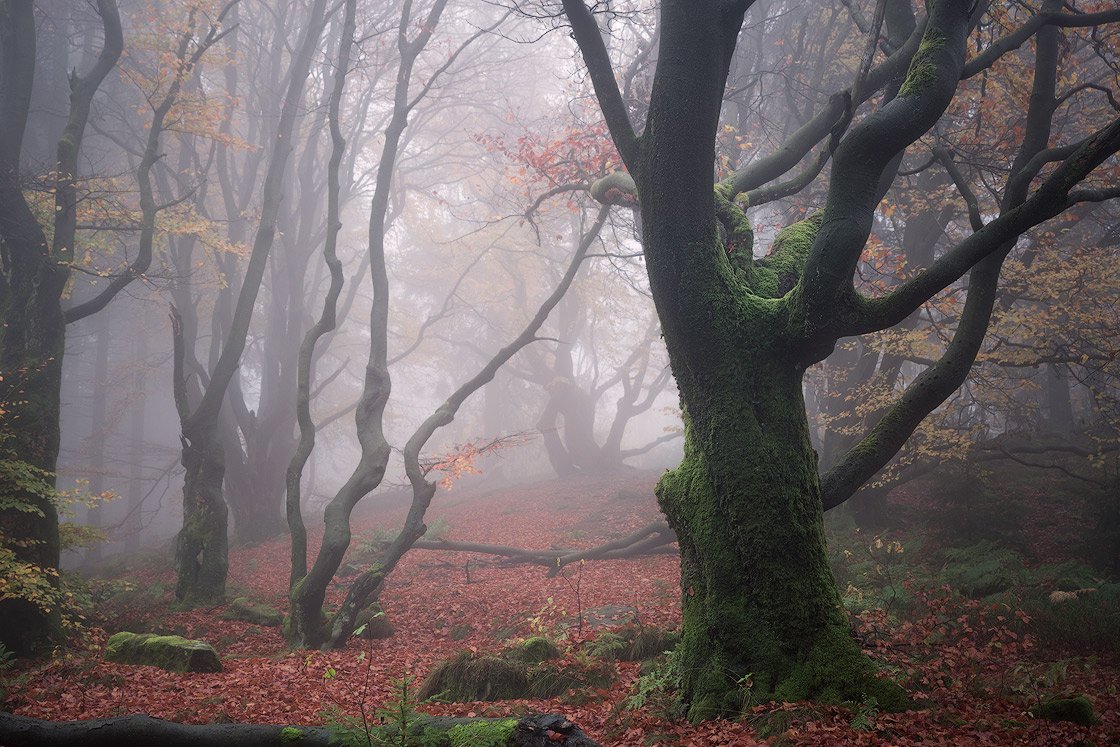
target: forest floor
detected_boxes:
[3,469,1119,746]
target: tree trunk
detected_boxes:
[124,331,147,554]
[0,0,68,655]
[172,0,328,601]
[83,306,112,566]
[657,355,906,719]
[228,462,289,543]
[174,421,229,604]
[0,712,603,747]
[1046,363,1074,436]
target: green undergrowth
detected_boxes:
[326,671,518,747]
[826,485,1118,656]
[587,624,678,662]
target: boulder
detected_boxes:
[1031,695,1098,726]
[105,632,222,673]
[222,597,283,627]
[504,636,559,664]
[354,604,394,639]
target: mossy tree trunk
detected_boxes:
[563,0,1120,719]
[657,354,905,717]
[174,420,229,604]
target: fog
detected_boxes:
[41,0,683,560]
[3,0,1119,738]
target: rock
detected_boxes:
[582,604,640,629]
[420,646,614,703]
[354,604,394,639]
[1048,590,1078,604]
[105,632,222,673]
[418,652,529,701]
[1032,695,1098,726]
[222,597,283,627]
[505,636,559,664]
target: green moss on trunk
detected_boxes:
[899,28,947,97]
[444,718,517,746]
[658,358,906,720]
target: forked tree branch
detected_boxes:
[560,0,641,170]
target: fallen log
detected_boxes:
[0,711,603,747]
[411,520,678,575]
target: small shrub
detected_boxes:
[624,650,682,719]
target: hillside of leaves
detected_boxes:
[3,468,1118,747]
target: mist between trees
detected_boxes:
[1,0,1119,738]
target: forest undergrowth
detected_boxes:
[3,470,1118,746]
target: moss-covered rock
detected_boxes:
[444,718,517,746]
[1031,695,1098,726]
[105,632,222,673]
[623,625,678,661]
[504,636,559,664]
[528,659,614,700]
[418,652,529,701]
[419,646,614,703]
[354,603,394,639]
[222,597,283,627]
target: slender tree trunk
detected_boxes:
[173,0,328,602]
[83,307,113,566]
[124,332,147,554]
[287,0,355,593]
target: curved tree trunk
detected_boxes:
[173,0,328,603]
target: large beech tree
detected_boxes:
[561,0,1120,719]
